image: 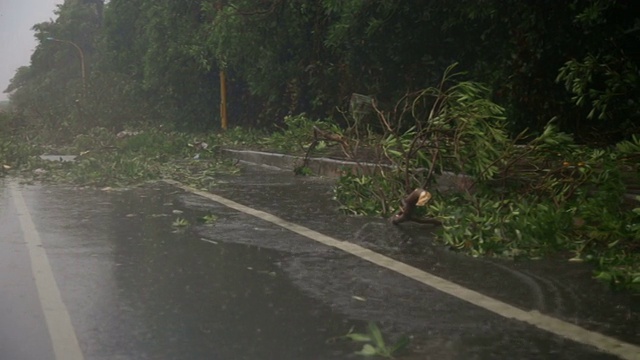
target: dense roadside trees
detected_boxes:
[4,0,639,142]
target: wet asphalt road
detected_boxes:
[0,164,638,360]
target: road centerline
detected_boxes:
[10,182,84,360]
[165,179,640,360]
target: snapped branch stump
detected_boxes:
[390,188,441,225]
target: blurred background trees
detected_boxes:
[4,0,639,143]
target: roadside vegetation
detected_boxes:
[1,0,638,296]
[0,115,237,190]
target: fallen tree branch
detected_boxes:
[390,188,441,225]
[298,126,352,173]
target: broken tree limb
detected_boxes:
[298,126,352,173]
[311,126,351,156]
[390,188,441,225]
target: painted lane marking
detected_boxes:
[165,179,640,360]
[10,183,84,360]
[200,238,219,245]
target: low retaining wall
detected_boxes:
[220,149,470,192]
[221,149,389,177]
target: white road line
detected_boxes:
[10,183,84,360]
[200,238,219,245]
[166,179,640,360]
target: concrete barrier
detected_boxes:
[221,149,391,178]
[221,149,473,193]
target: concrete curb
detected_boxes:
[221,149,390,178]
[220,148,472,193]
[221,149,640,201]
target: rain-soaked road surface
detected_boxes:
[1,163,638,360]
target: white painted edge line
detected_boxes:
[10,182,84,360]
[200,238,219,245]
[165,179,640,360]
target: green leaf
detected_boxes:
[386,149,403,158]
[595,271,612,282]
[345,333,372,342]
[389,335,411,354]
[355,344,378,356]
[368,322,386,348]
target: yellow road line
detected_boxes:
[10,183,84,360]
[166,179,640,360]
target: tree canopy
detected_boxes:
[5,0,639,142]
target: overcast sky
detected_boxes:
[0,0,62,100]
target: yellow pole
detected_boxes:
[220,70,228,130]
[216,2,228,130]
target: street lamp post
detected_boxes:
[46,37,86,91]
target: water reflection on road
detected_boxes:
[4,175,636,360]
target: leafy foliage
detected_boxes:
[264,114,335,154]
[1,123,236,189]
[5,0,639,141]
[336,66,510,213]
[342,322,410,358]
[334,67,640,291]
[172,217,190,228]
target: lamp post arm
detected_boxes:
[67,41,86,88]
[46,37,86,90]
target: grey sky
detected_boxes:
[0,0,62,100]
